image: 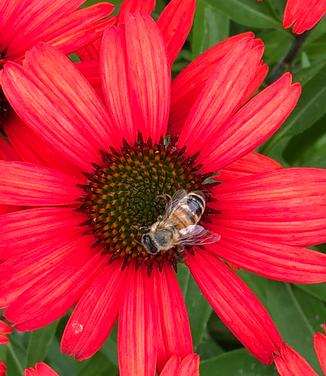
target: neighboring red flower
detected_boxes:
[283,0,326,34]
[0,14,326,376]
[0,320,11,344]
[274,342,318,376]
[24,363,59,376]
[0,362,59,376]
[0,0,115,134]
[160,354,199,376]
[314,324,326,374]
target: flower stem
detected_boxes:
[7,342,24,376]
[267,31,310,83]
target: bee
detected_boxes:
[141,189,220,255]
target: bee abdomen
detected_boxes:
[186,193,205,218]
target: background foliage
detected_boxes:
[1,0,325,375]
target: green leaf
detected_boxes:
[284,114,326,166]
[206,0,281,29]
[200,349,277,376]
[295,283,326,304]
[239,272,322,373]
[99,325,118,367]
[258,30,292,65]
[292,286,326,332]
[192,0,229,59]
[47,338,83,376]
[261,67,326,160]
[177,265,212,348]
[26,321,59,367]
[77,352,118,376]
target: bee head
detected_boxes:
[141,234,159,255]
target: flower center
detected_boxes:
[78,135,212,270]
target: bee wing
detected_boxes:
[162,189,188,219]
[176,225,221,246]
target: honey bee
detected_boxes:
[141,189,220,255]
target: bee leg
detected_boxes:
[157,193,172,204]
[176,245,184,253]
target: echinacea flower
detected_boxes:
[0,0,115,133]
[0,320,11,344]
[314,324,326,374]
[160,354,199,376]
[1,14,326,376]
[283,0,326,34]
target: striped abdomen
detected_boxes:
[170,192,205,230]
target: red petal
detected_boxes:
[2,52,112,172]
[206,233,326,283]
[24,362,59,376]
[160,354,199,376]
[4,247,104,330]
[170,32,255,135]
[5,116,80,177]
[283,0,326,34]
[0,362,6,376]
[218,152,281,182]
[0,222,92,307]
[100,26,137,146]
[61,261,125,360]
[101,14,170,146]
[118,266,157,376]
[0,320,12,335]
[178,37,264,156]
[212,168,326,246]
[0,207,83,260]
[314,329,326,375]
[152,265,193,371]
[199,73,301,172]
[41,4,115,55]
[118,0,155,22]
[187,251,282,364]
[0,335,9,345]
[179,354,200,376]
[0,137,19,161]
[1,0,84,58]
[124,14,170,144]
[24,43,116,152]
[274,342,318,376]
[157,0,195,65]
[160,356,180,376]
[0,161,80,206]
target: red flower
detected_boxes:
[0,14,326,375]
[283,0,326,34]
[24,363,59,376]
[0,320,11,344]
[0,0,115,141]
[0,362,59,376]
[160,354,199,376]
[314,323,326,374]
